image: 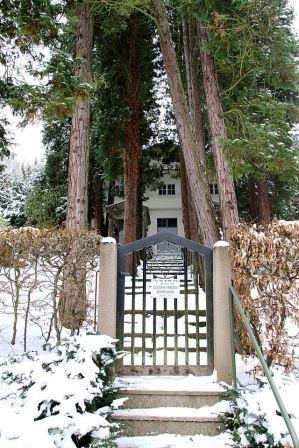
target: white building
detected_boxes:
[106,171,219,243]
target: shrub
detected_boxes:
[24,185,67,228]
[0,332,121,448]
[230,221,298,371]
[0,228,101,349]
[222,388,285,448]
[0,213,8,229]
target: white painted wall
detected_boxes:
[112,173,220,240]
[144,174,184,237]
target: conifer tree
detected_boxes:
[152,0,220,247]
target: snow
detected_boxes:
[101,237,116,244]
[123,256,209,368]
[114,372,224,392]
[116,433,232,448]
[0,262,98,357]
[250,286,259,300]
[279,220,299,226]
[233,354,299,446]
[213,241,229,248]
[113,400,229,419]
[0,333,118,447]
[1,233,298,447]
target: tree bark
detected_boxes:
[123,14,141,247]
[153,0,219,247]
[248,177,258,222]
[182,19,206,169]
[197,23,239,241]
[60,1,93,330]
[180,153,191,240]
[94,180,106,235]
[257,178,272,224]
[66,1,93,229]
[188,180,200,242]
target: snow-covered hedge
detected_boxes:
[231,221,298,371]
[0,332,122,448]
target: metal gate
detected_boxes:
[116,231,213,375]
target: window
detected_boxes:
[159,185,167,195]
[167,184,176,195]
[209,183,219,195]
[114,185,124,197]
[159,184,176,195]
[157,218,167,227]
[157,218,177,228]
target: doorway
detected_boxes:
[157,218,178,252]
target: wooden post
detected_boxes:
[213,241,233,384]
[97,238,117,338]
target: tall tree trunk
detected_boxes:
[248,177,258,222]
[180,153,191,240]
[123,14,141,248]
[180,154,200,242]
[188,180,200,242]
[66,1,93,229]
[257,178,272,224]
[182,19,206,169]
[153,0,219,247]
[197,23,239,241]
[94,179,106,235]
[136,178,143,240]
[60,1,93,330]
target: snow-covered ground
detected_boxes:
[0,265,97,357]
[0,253,298,447]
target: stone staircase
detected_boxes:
[113,376,228,447]
[114,252,228,446]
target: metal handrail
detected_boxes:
[229,285,299,448]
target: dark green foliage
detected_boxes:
[0,333,120,447]
[42,119,71,188]
[0,118,11,167]
[189,0,299,219]
[24,185,67,227]
[221,388,284,448]
[1,0,298,226]
[23,119,70,227]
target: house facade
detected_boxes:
[106,172,219,243]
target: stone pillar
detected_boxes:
[213,241,233,384]
[97,237,117,338]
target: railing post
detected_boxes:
[97,237,117,338]
[213,241,233,384]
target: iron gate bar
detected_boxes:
[183,248,189,366]
[164,297,167,365]
[118,231,212,257]
[131,251,136,365]
[117,230,214,375]
[142,248,146,365]
[153,297,157,365]
[195,253,200,365]
[174,297,178,366]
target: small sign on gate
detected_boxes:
[151,277,180,300]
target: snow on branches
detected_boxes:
[0,332,120,447]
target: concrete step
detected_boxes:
[112,407,224,437]
[117,389,225,409]
[116,433,229,448]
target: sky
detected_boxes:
[7,0,299,164]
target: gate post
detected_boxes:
[213,241,233,384]
[97,237,117,338]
